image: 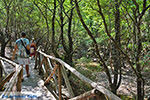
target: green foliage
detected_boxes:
[86,62,102,72]
[120,95,135,100]
[95,33,109,44]
[141,50,150,68]
[77,57,91,63]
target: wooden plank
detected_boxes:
[58,64,62,100]
[61,66,74,98]
[16,67,23,92]
[0,56,17,67]
[44,65,58,85]
[41,57,46,74]
[0,71,15,90]
[47,58,54,70]
[38,80,57,100]
[69,89,97,100]
[0,62,2,78]
[38,50,121,100]
[69,89,106,100]
[44,58,49,77]
[40,56,48,77]
[47,58,58,92]
[0,60,8,75]
[34,52,38,69]
[38,54,42,74]
[42,64,46,74]
[39,55,46,75]
[45,84,59,100]
[0,65,22,97]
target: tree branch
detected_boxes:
[139,4,150,21]
[132,0,140,14]
[74,0,112,85]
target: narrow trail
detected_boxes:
[3,60,56,100]
[4,48,56,100]
[21,61,56,100]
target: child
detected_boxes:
[30,38,36,59]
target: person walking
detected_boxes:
[12,32,30,80]
[30,38,36,59]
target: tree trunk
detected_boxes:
[75,0,112,86]
[136,22,144,100]
[110,0,122,94]
[1,42,6,57]
[65,0,74,68]
[60,0,68,53]
[51,0,60,58]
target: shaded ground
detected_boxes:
[75,62,150,99]
[93,66,150,99]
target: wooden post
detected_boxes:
[69,89,106,100]
[1,65,22,97]
[47,58,58,92]
[39,54,42,74]
[43,58,49,77]
[69,89,95,100]
[58,64,62,100]
[61,66,74,97]
[37,51,121,100]
[16,67,23,92]
[34,52,38,69]
[0,71,15,90]
[39,56,46,75]
[1,60,8,75]
[0,61,3,78]
[44,65,58,85]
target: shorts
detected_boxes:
[17,57,30,65]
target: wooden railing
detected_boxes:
[36,49,121,100]
[0,56,23,98]
[0,49,121,100]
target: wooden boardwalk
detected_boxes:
[0,48,121,100]
[1,60,56,100]
[21,62,56,100]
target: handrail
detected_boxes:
[0,49,121,100]
[0,57,19,67]
[37,50,121,100]
[0,56,23,98]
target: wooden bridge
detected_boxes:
[0,48,121,100]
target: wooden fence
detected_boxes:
[36,49,121,100]
[0,56,23,98]
[0,48,121,100]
